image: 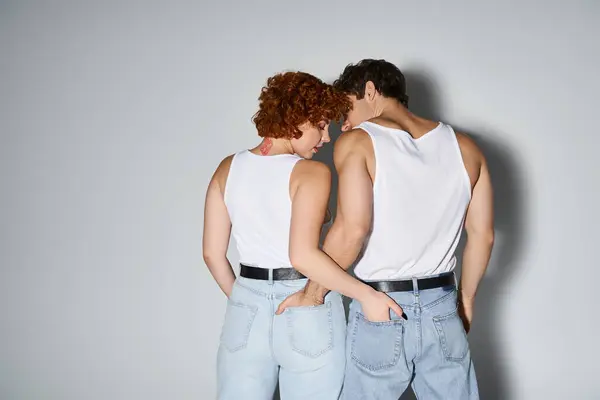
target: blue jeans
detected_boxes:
[342,276,479,400]
[217,276,346,400]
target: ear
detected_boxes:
[341,119,352,132]
[364,81,377,102]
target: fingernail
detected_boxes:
[402,312,408,320]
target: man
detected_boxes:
[279,59,494,399]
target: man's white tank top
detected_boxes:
[224,150,302,269]
[353,121,471,280]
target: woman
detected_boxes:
[203,71,402,400]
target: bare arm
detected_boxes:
[284,160,402,321]
[288,161,372,300]
[303,130,373,300]
[202,156,235,297]
[460,157,495,302]
[323,130,373,269]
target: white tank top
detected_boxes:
[224,150,302,269]
[353,121,471,280]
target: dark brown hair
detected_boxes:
[333,59,409,106]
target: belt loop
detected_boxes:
[268,269,274,285]
[412,276,419,297]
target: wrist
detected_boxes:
[357,285,376,303]
[316,287,329,301]
[311,292,325,305]
[458,289,475,303]
[302,286,326,305]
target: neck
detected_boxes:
[372,97,416,132]
[254,137,294,156]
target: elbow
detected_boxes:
[289,254,307,275]
[202,252,213,265]
[203,250,223,266]
[324,222,369,255]
[289,248,312,275]
[482,229,495,245]
[330,219,370,243]
[467,227,495,246]
[344,224,370,246]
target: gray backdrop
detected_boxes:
[1,1,598,399]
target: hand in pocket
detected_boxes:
[276,290,324,314]
[360,291,406,322]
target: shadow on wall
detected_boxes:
[401,68,527,400]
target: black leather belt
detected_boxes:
[363,273,455,293]
[240,264,306,281]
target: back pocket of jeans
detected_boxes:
[220,300,257,352]
[285,302,333,358]
[432,308,469,361]
[350,312,404,372]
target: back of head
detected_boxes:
[333,59,409,107]
[252,71,351,139]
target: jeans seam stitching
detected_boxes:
[221,301,257,352]
[235,280,268,297]
[350,312,403,371]
[421,288,456,310]
[432,310,469,362]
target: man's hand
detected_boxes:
[360,290,406,322]
[458,295,474,334]
[275,289,325,315]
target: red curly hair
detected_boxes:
[252,71,352,139]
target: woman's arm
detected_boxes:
[285,160,403,321]
[202,156,235,297]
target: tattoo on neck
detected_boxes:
[259,138,273,155]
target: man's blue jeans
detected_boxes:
[342,274,479,400]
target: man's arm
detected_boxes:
[460,157,495,301]
[286,160,373,300]
[323,130,373,269]
[303,130,374,300]
[202,156,236,297]
[458,139,495,332]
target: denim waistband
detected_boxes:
[234,276,310,299]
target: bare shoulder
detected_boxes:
[334,128,372,159]
[454,131,488,188]
[211,154,235,190]
[289,159,331,198]
[215,154,235,176]
[455,132,484,162]
[293,159,331,180]
[335,128,370,148]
